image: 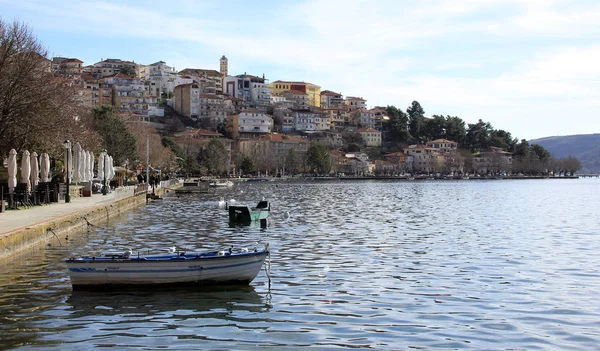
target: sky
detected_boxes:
[2,0,599,141]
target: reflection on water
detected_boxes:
[1,179,600,350]
[67,285,270,316]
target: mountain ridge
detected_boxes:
[529,133,600,174]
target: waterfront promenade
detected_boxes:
[0,181,180,261]
[0,192,119,237]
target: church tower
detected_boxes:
[220,55,228,76]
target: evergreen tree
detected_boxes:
[407,101,426,143]
[285,148,299,175]
[198,138,227,175]
[384,105,410,142]
[465,119,493,152]
[92,105,138,165]
[306,143,330,174]
[240,155,256,175]
[444,116,467,145]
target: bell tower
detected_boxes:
[220,55,228,76]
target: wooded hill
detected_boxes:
[530,134,600,174]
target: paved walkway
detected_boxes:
[0,193,119,236]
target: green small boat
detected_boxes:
[228,200,270,223]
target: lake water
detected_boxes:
[1,179,599,350]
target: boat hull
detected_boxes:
[228,200,270,223]
[66,250,268,289]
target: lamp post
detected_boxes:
[63,140,71,203]
[101,149,107,195]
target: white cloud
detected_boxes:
[513,2,600,37]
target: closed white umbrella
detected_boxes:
[30,152,39,187]
[88,151,94,181]
[72,142,81,183]
[40,153,50,182]
[103,154,110,181]
[78,148,85,182]
[108,156,115,180]
[21,150,31,191]
[80,150,86,182]
[8,149,17,193]
[82,150,89,182]
[97,151,104,181]
[79,147,85,182]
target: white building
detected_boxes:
[345,96,367,110]
[100,74,160,117]
[320,90,344,109]
[223,74,272,111]
[237,110,273,137]
[93,58,137,78]
[173,83,201,119]
[199,94,228,125]
[294,109,316,132]
[314,111,331,131]
[358,109,376,129]
[270,94,288,104]
[141,61,178,99]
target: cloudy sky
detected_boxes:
[2,0,599,140]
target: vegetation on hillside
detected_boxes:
[530,134,600,174]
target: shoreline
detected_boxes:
[233,175,583,182]
[0,183,180,263]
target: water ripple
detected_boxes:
[1,179,599,350]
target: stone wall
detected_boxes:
[0,193,146,262]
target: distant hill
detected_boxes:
[530,134,600,174]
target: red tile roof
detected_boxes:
[81,73,97,81]
[272,80,319,87]
[199,94,221,99]
[383,152,406,157]
[405,144,436,151]
[240,109,266,114]
[429,139,458,144]
[100,73,136,79]
[255,133,308,143]
[323,107,348,111]
[180,68,223,77]
[321,90,342,96]
[224,96,244,102]
[355,128,381,133]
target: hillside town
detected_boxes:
[45,55,549,177]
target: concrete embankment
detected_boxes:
[0,184,178,262]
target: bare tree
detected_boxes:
[127,119,176,172]
[0,19,86,156]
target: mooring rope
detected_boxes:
[47,228,63,246]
